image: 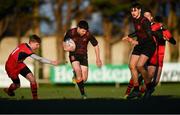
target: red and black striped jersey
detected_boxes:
[64,28,98,55]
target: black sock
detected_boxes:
[146,82,152,90]
[77,80,85,95]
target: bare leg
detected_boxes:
[147,65,157,83]
[81,65,88,82]
[129,54,140,87]
[25,73,38,100]
[136,54,149,84]
[71,61,86,97]
[154,67,162,86]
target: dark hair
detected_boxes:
[77,20,89,30]
[130,2,142,10]
[143,8,152,14]
[29,34,41,43]
[154,16,163,23]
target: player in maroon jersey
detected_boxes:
[124,3,156,99]
[4,34,58,100]
[123,9,176,99]
[63,20,102,99]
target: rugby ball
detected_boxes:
[64,38,76,51]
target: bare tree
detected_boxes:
[32,0,43,80]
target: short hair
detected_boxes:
[130,2,142,10]
[143,8,152,14]
[29,34,41,43]
[77,20,89,30]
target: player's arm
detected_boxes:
[122,32,136,40]
[162,28,176,45]
[90,35,102,67]
[122,32,138,45]
[30,54,58,65]
[94,45,102,67]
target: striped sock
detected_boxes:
[76,79,85,95]
[125,78,134,95]
[30,82,38,100]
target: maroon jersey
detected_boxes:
[132,16,155,45]
[64,28,98,56]
[5,43,33,79]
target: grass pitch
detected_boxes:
[0,82,180,100]
[0,83,180,113]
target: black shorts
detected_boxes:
[132,42,156,58]
[11,66,32,84]
[69,54,88,66]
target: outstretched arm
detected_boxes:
[122,32,138,46]
[94,45,102,67]
[30,54,58,65]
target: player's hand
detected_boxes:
[130,40,138,46]
[122,36,129,41]
[96,59,102,68]
[51,60,59,66]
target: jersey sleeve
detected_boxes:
[30,54,52,64]
[89,34,98,46]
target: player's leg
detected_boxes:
[81,65,88,99]
[20,66,38,100]
[152,50,164,87]
[143,65,157,98]
[136,54,155,99]
[4,78,20,96]
[81,65,88,82]
[71,61,86,98]
[125,77,134,96]
[127,54,140,99]
[136,54,149,82]
[4,65,21,96]
[154,67,162,86]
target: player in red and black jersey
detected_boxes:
[63,20,102,99]
[124,3,156,99]
[145,11,176,97]
[4,35,58,100]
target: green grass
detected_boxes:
[0,83,180,100]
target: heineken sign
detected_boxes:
[50,63,180,84]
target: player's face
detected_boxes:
[144,12,153,22]
[131,8,141,19]
[30,42,40,50]
[77,27,87,36]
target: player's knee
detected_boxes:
[148,72,155,79]
[136,65,144,72]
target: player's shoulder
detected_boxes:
[70,28,77,33]
[141,16,149,23]
[18,43,26,48]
